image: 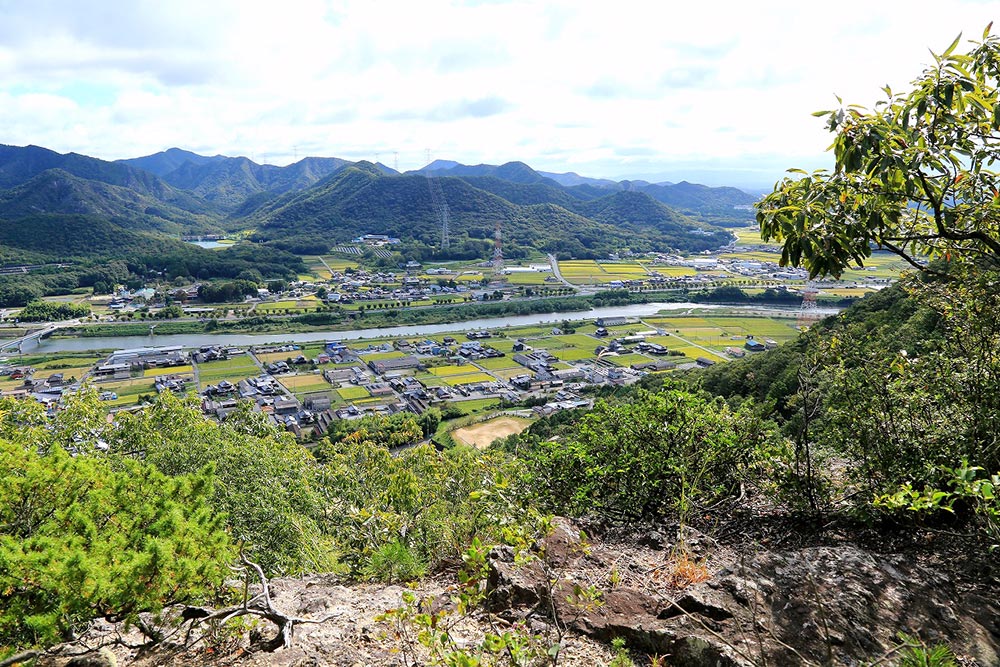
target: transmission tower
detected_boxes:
[426,173,451,252]
[797,283,822,329]
[491,220,504,281]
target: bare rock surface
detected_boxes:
[34,517,999,666]
[483,517,1000,666]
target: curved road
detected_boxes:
[547,254,582,292]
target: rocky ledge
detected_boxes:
[32,518,1000,667]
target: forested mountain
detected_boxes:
[0,169,218,234]
[0,143,747,267]
[0,144,213,215]
[248,164,727,258]
[118,147,224,177]
[413,158,758,224]
[160,155,355,210]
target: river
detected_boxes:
[20,302,843,354]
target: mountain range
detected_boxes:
[0,144,758,266]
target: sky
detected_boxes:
[0,1,995,190]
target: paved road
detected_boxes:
[0,319,79,351]
[547,254,582,292]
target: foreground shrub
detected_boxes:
[0,438,232,659]
[512,387,780,523]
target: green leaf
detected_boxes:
[942,33,963,58]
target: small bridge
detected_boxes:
[0,322,65,352]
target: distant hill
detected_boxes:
[118,147,224,177]
[537,170,621,189]
[0,144,752,265]
[0,169,218,235]
[249,165,727,258]
[0,145,218,218]
[159,155,356,211]
[412,158,756,224]
[414,160,555,185]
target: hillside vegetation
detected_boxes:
[0,144,750,274]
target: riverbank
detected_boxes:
[23,301,841,354]
[50,288,854,343]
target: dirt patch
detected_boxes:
[452,416,533,448]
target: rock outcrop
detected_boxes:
[484,518,1000,666]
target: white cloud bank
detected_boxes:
[0,0,994,187]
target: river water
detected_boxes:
[22,302,842,354]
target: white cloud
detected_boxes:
[0,0,994,187]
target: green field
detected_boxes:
[256,297,321,313]
[278,374,331,393]
[475,356,519,370]
[606,353,652,367]
[197,356,259,384]
[505,271,553,285]
[428,364,479,376]
[551,347,596,361]
[448,398,502,416]
[143,365,194,377]
[547,334,601,349]
[363,350,405,361]
[643,315,800,349]
[337,385,370,400]
[443,372,495,386]
[94,378,158,406]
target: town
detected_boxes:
[0,310,802,445]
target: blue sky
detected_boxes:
[0,0,995,189]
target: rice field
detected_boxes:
[255,297,321,313]
[505,271,554,285]
[669,346,727,362]
[143,365,194,377]
[337,385,370,400]
[363,351,405,361]
[492,367,529,380]
[648,266,698,277]
[278,374,331,393]
[428,364,479,377]
[605,353,653,367]
[551,347,596,362]
[474,356,520,370]
[443,372,495,386]
[558,260,650,285]
[732,226,779,248]
[197,356,259,383]
[320,256,361,272]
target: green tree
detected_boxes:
[0,427,232,658]
[758,28,1000,278]
[515,387,779,522]
[111,396,329,575]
